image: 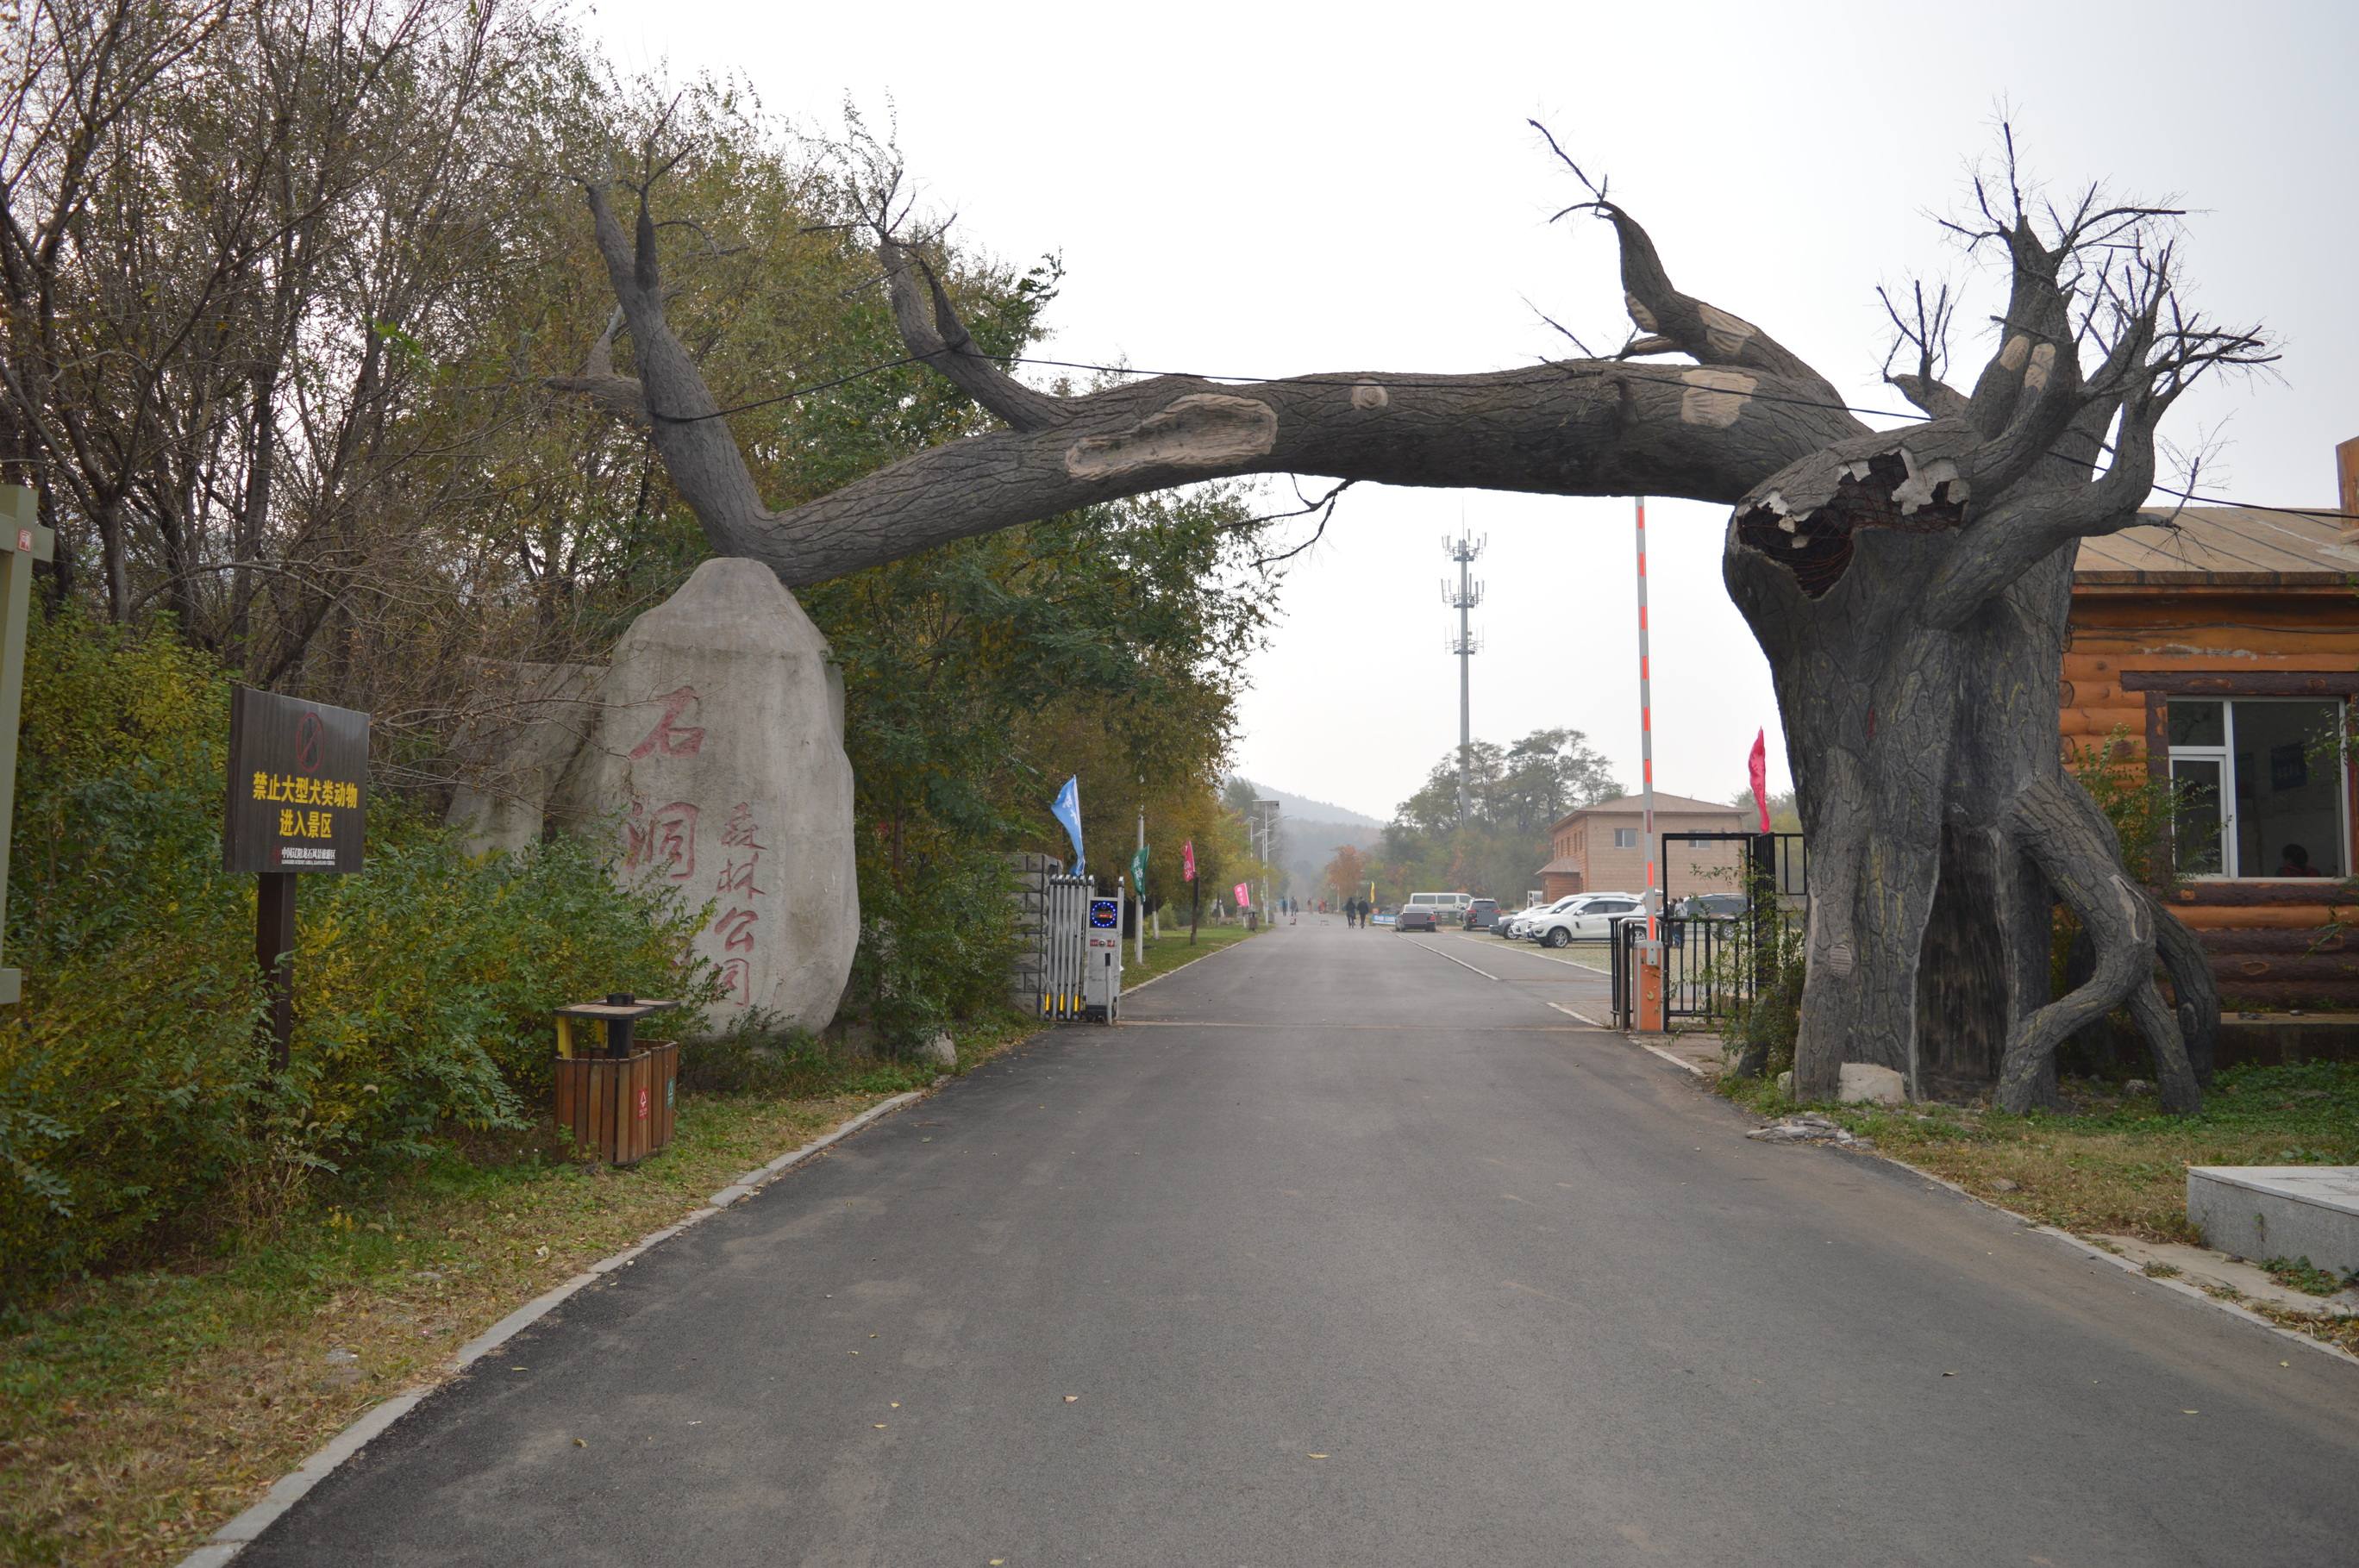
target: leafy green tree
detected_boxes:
[1380,728,1620,897]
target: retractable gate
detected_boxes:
[1037,874,1123,1022]
[1040,874,1090,1020]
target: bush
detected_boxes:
[846,832,1017,1050]
[1713,870,1809,1080]
[1,609,716,1301]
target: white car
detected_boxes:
[1502,896,1579,939]
[1526,892,1647,948]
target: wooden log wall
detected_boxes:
[2065,584,2359,1009]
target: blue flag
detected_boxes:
[1051,776,1085,876]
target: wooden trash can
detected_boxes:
[553,996,681,1165]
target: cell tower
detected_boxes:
[1441,531,1486,821]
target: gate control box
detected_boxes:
[1084,896,1123,1021]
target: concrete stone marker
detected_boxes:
[2187,1166,2359,1275]
[447,559,859,1034]
[570,558,857,1033]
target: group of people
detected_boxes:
[1339,896,1376,928]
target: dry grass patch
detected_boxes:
[1722,1060,2359,1242]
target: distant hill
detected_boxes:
[1228,778,1384,830]
[1230,777,1386,891]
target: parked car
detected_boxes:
[1463,897,1500,931]
[1672,893,1749,921]
[1396,906,1438,932]
[1527,893,1645,948]
[1513,892,1629,938]
[1504,895,1580,940]
[1405,890,1472,927]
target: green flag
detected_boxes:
[1130,845,1148,893]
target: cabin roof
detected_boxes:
[2074,507,2359,585]
[1548,792,1743,834]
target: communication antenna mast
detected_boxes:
[1442,530,1486,822]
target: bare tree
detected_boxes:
[565,128,2268,1111]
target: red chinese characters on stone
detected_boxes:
[714,908,760,953]
[719,803,766,853]
[711,802,766,1005]
[627,686,707,759]
[623,799,698,883]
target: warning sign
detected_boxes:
[223,687,369,874]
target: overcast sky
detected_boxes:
[582,0,2358,823]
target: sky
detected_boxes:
[580,0,2359,823]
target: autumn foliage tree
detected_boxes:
[1323,844,1369,905]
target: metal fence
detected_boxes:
[1608,830,1808,1030]
[1611,915,1752,1027]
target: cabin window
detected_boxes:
[1613,828,1639,849]
[2165,698,2347,878]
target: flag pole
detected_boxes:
[1635,494,1658,944]
[1136,774,1146,967]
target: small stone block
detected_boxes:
[2187,1166,2359,1275]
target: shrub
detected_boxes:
[1713,870,1809,1080]
[847,832,1017,1050]
[1,609,716,1300]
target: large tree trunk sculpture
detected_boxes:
[562,145,2261,1112]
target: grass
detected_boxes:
[1127,920,1257,986]
[2262,1256,2359,1297]
[0,927,1262,1567]
[1722,1059,2359,1241]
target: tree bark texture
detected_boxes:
[566,162,2257,1111]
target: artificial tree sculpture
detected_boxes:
[561,131,2267,1112]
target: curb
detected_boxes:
[178,1089,925,1565]
[1627,1033,1711,1078]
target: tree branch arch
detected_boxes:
[558,128,2268,1112]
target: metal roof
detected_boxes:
[2074,507,2359,585]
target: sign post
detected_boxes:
[223,687,369,1068]
[0,488,55,1007]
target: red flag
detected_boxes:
[1182,839,1197,881]
[1234,881,1251,909]
[1749,728,1771,832]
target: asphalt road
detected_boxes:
[245,918,2359,1566]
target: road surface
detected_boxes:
[243,918,2359,1565]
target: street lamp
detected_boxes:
[1253,798,1280,920]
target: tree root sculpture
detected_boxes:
[1997,773,2199,1113]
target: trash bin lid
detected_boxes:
[554,998,682,1021]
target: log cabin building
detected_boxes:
[2065,440,2359,1009]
